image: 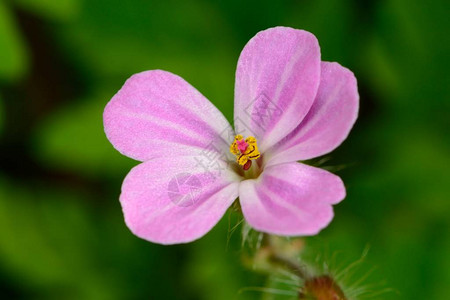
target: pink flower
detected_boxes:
[103,27,359,245]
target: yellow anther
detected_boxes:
[229,135,243,155]
[229,135,261,167]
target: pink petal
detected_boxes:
[234,27,321,152]
[104,70,233,162]
[239,162,345,236]
[267,62,359,166]
[120,156,240,244]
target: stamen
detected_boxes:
[230,135,261,170]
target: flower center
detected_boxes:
[229,135,261,171]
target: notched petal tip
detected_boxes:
[253,26,319,47]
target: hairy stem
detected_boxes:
[263,233,307,279]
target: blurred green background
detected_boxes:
[0,0,449,299]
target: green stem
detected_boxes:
[263,234,308,280]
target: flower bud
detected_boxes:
[299,275,346,300]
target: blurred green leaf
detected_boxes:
[0,94,3,134]
[0,1,29,81]
[32,89,135,178]
[371,0,450,118]
[12,0,80,21]
[185,215,264,300]
[0,176,200,299]
[55,0,237,119]
[0,176,117,298]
